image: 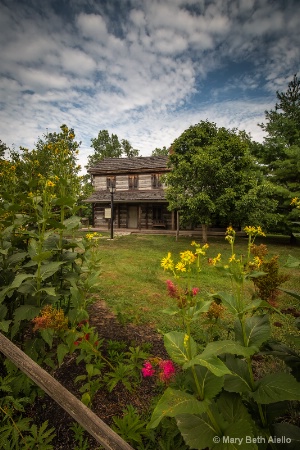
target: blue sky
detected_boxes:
[0,0,299,169]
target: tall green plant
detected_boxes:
[148,227,300,449]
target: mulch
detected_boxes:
[29,300,168,449]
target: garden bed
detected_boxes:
[28,300,168,449]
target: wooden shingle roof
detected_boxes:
[88,156,169,175]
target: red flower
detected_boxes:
[159,360,176,382]
[166,280,178,298]
[191,287,199,296]
[141,361,155,377]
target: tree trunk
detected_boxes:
[202,223,208,243]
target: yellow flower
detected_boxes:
[211,253,221,266]
[161,252,174,271]
[244,226,266,237]
[175,261,186,272]
[46,180,55,187]
[180,250,196,264]
[229,254,236,263]
[226,225,236,237]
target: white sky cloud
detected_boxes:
[0,0,299,171]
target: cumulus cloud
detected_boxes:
[0,0,299,170]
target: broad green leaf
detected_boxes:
[39,287,57,297]
[279,288,300,301]
[40,329,54,347]
[7,252,28,266]
[10,273,34,289]
[38,261,64,281]
[57,343,70,366]
[63,215,81,230]
[234,315,270,348]
[223,355,252,394]
[176,413,217,450]
[28,239,39,258]
[164,331,197,365]
[252,373,300,404]
[212,292,240,314]
[31,251,53,263]
[216,420,257,450]
[201,340,256,359]
[184,354,231,377]
[161,306,180,316]
[0,320,11,333]
[189,366,224,400]
[217,392,254,429]
[272,422,300,449]
[13,305,41,323]
[148,388,210,428]
[284,255,300,268]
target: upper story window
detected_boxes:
[106,176,116,190]
[128,175,138,189]
[151,173,162,188]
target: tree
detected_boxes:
[87,130,139,167]
[254,74,300,233]
[151,146,169,156]
[165,121,277,242]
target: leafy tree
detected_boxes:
[0,140,8,160]
[254,74,300,233]
[87,130,139,167]
[151,146,169,156]
[165,121,277,242]
[121,139,139,158]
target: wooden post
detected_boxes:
[0,332,133,450]
[176,210,180,241]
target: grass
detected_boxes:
[87,232,300,343]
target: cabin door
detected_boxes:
[128,206,138,228]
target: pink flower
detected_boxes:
[141,361,155,377]
[159,360,176,382]
[166,280,178,298]
[191,287,199,296]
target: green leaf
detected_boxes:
[272,423,300,449]
[39,287,57,297]
[184,354,231,377]
[40,329,54,347]
[212,292,240,315]
[284,255,300,268]
[201,340,256,359]
[161,306,181,316]
[279,288,300,301]
[63,215,82,230]
[164,331,197,365]
[148,388,210,429]
[217,392,254,425]
[31,251,53,263]
[81,392,91,406]
[14,305,41,323]
[10,273,34,289]
[234,315,270,348]
[176,414,216,450]
[57,343,69,366]
[189,366,224,400]
[223,355,252,394]
[252,373,300,404]
[38,261,64,281]
[0,320,11,333]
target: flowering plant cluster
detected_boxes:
[32,305,68,332]
[141,358,176,383]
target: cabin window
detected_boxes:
[128,175,138,189]
[151,174,162,188]
[106,176,116,190]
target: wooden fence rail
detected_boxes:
[0,332,134,450]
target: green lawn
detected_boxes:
[90,233,300,343]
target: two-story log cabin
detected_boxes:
[85,156,177,230]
